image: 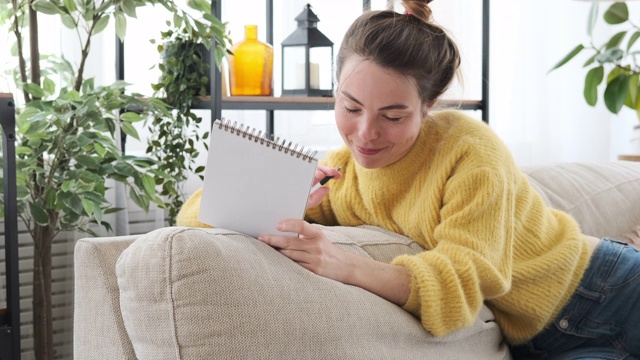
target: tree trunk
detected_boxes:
[32,223,55,360]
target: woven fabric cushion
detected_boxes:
[116,226,509,360]
[523,162,640,240]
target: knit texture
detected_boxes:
[305,110,590,345]
[176,188,212,228]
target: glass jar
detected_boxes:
[228,25,274,96]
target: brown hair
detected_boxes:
[335,0,460,108]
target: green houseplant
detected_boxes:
[148,7,231,225]
[552,2,640,120]
[0,0,228,357]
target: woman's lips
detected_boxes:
[356,145,384,155]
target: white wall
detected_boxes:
[490,0,638,165]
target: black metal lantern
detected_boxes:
[281,4,333,97]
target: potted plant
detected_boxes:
[551,1,640,152]
[0,0,228,357]
[148,6,231,225]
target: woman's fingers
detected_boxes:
[307,186,330,209]
[314,164,343,183]
[257,219,319,249]
[308,166,342,209]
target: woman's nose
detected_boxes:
[358,116,379,142]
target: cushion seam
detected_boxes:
[166,228,191,359]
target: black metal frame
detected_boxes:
[481,0,490,124]
[0,94,21,360]
[121,0,490,130]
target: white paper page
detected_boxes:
[199,122,318,238]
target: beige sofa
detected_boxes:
[74,161,640,360]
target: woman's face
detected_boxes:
[335,56,425,169]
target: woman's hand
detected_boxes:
[307,165,342,209]
[258,219,352,283]
[258,219,412,307]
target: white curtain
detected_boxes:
[490,0,637,166]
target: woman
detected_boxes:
[178,1,640,358]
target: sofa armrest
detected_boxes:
[74,235,139,360]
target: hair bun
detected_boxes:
[402,0,433,22]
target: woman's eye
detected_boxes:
[383,115,402,122]
[344,107,360,114]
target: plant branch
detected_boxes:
[28,0,40,87]
[11,0,30,102]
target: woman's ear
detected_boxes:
[421,103,434,120]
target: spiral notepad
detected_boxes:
[199,119,319,238]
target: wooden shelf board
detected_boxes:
[190,96,482,111]
[0,93,13,99]
[618,154,640,162]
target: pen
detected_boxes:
[309,166,341,195]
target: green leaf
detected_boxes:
[187,0,210,13]
[173,12,182,29]
[94,142,107,157]
[552,44,581,71]
[16,146,32,155]
[23,83,45,98]
[32,0,62,15]
[115,11,127,41]
[584,66,604,106]
[65,195,85,215]
[93,16,109,35]
[583,53,598,67]
[587,3,598,37]
[29,203,49,225]
[120,0,137,18]
[114,162,136,177]
[66,90,81,101]
[141,174,156,197]
[120,112,143,122]
[63,0,76,12]
[76,154,100,169]
[627,31,640,52]
[61,13,76,29]
[604,73,630,114]
[61,180,75,192]
[121,122,140,140]
[604,2,628,24]
[81,198,94,216]
[129,188,149,212]
[94,206,103,225]
[43,77,56,95]
[605,31,627,50]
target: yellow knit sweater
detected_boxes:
[177,110,590,345]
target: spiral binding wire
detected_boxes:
[215,119,318,162]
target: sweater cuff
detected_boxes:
[391,255,422,318]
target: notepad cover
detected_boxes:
[199,122,318,238]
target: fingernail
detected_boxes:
[257,235,265,241]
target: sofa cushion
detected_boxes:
[522,162,640,240]
[116,226,510,360]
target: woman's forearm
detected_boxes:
[343,252,411,306]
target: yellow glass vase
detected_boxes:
[229,25,274,96]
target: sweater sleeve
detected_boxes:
[391,165,516,336]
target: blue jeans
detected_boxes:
[510,238,640,360]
